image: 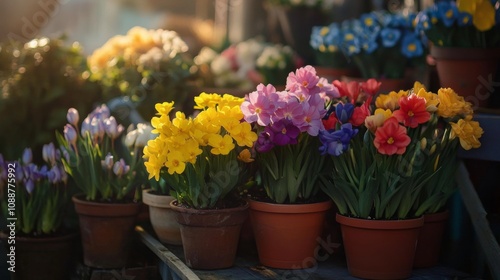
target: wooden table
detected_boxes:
[135,225,480,280]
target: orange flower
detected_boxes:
[392,94,430,128]
[374,117,411,155]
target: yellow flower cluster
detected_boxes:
[143,93,258,180]
[458,0,497,31]
[373,82,482,150]
[88,26,188,72]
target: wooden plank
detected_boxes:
[456,162,500,279]
[135,226,200,280]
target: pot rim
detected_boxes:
[72,193,141,217]
[142,189,175,208]
[336,213,424,230]
[169,199,249,215]
[430,46,500,60]
[249,199,332,214]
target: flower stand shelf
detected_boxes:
[135,225,475,280]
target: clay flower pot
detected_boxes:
[249,199,332,269]
[72,194,141,268]
[414,210,450,268]
[1,231,78,280]
[170,199,249,270]
[337,213,424,279]
[142,189,182,245]
[430,46,500,109]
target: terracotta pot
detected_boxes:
[72,194,141,268]
[414,210,450,268]
[170,199,249,270]
[430,46,500,109]
[1,231,78,280]
[142,189,182,245]
[337,214,423,279]
[249,199,332,269]
[341,75,413,94]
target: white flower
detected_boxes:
[135,123,155,148]
[211,56,232,76]
[194,47,218,65]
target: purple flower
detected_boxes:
[0,155,6,182]
[274,99,303,122]
[317,77,340,101]
[113,159,130,177]
[104,116,124,140]
[90,117,105,142]
[81,117,91,137]
[25,179,35,194]
[64,124,77,146]
[22,148,32,165]
[47,165,61,184]
[268,119,300,146]
[292,101,324,136]
[335,102,355,124]
[256,131,275,153]
[319,123,358,156]
[67,108,79,127]
[102,153,114,170]
[42,142,56,166]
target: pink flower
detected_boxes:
[317,77,340,102]
[286,65,319,94]
[241,83,282,126]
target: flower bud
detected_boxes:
[67,108,79,127]
[135,124,155,148]
[113,159,124,177]
[125,130,138,148]
[25,178,35,194]
[90,117,105,141]
[42,142,56,166]
[81,117,91,137]
[22,148,32,165]
[430,144,437,155]
[420,138,427,151]
[102,153,114,170]
[104,116,118,139]
[64,124,77,146]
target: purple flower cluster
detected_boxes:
[0,145,67,194]
[241,65,340,152]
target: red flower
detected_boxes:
[374,117,411,155]
[333,80,348,97]
[350,104,370,127]
[361,78,382,96]
[392,94,430,128]
[322,113,338,130]
[332,80,361,103]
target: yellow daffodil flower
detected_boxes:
[450,117,483,150]
[208,134,235,155]
[237,149,254,163]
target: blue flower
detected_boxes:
[341,32,361,55]
[362,38,378,54]
[335,102,355,124]
[380,28,402,47]
[436,1,458,27]
[415,12,432,33]
[401,32,423,58]
[457,11,473,27]
[360,13,379,29]
[318,123,358,156]
[310,26,324,50]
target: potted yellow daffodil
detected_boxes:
[143,93,258,269]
